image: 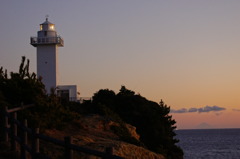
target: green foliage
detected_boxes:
[91,86,184,159]
[0,57,77,130]
[0,56,45,107]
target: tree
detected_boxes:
[0,56,46,107]
[92,89,116,106]
[118,85,135,96]
[0,56,76,129]
[92,86,183,159]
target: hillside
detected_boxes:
[0,57,183,159]
[43,115,165,159]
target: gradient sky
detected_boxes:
[1,0,240,129]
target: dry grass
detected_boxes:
[43,115,166,159]
[0,115,166,159]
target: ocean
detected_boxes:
[176,129,240,159]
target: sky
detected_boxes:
[1,0,240,129]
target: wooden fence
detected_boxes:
[1,104,124,159]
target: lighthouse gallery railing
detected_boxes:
[30,36,64,46]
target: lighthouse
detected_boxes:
[30,17,64,94]
[30,17,78,101]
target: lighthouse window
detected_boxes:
[44,31,47,36]
[49,25,54,30]
[40,25,43,31]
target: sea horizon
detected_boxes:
[176,128,240,159]
[177,127,240,131]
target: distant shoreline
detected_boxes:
[176,127,240,131]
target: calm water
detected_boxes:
[176,129,240,159]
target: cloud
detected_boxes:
[188,108,198,112]
[232,109,240,112]
[171,105,226,114]
[170,108,188,113]
[198,106,226,113]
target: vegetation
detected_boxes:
[0,57,45,107]
[90,87,183,159]
[0,57,77,130]
[67,87,183,159]
[0,57,183,159]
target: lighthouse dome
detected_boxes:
[40,18,55,31]
[41,18,54,25]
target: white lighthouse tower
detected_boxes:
[30,17,64,94]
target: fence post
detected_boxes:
[104,147,114,159]
[3,106,9,142]
[64,136,73,159]
[10,112,17,151]
[32,128,40,158]
[20,119,28,159]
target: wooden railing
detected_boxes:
[1,104,124,159]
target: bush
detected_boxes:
[91,86,184,159]
[0,57,77,131]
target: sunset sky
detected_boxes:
[1,1,240,129]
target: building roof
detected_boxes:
[41,18,54,25]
